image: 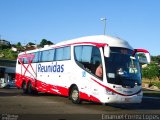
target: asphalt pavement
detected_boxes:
[0,88,160,120]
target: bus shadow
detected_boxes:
[80,99,160,110]
[0,88,58,97]
[107,98,160,110]
[1,88,160,110]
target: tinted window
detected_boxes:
[74,46,82,61]
[63,47,71,60]
[55,48,63,61]
[82,46,92,62]
[32,52,39,63]
[55,46,71,61]
[74,45,103,80]
[74,46,92,63]
[48,49,55,61]
[41,49,55,62]
[18,58,23,64]
[23,58,28,64]
[91,46,102,64]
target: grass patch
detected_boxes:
[142,78,160,89]
[152,82,160,88]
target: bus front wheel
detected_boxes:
[70,86,81,104]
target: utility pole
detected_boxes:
[100,17,107,35]
[0,35,1,50]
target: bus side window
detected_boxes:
[74,45,103,80]
[55,47,71,61]
[39,49,55,62]
[55,48,63,61]
[48,49,55,61]
[23,57,28,64]
[63,47,71,60]
[40,50,52,62]
[18,58,23,64]
[91,46,103,79]
[74,45,92,71]
[32,52,39,63]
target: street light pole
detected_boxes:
[100,17,107,35]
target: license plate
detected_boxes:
[124,98,132,102]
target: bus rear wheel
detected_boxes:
[28,82,33,94]
[70,86,81,104]
[28,82,38,95]
[22,81,28,94]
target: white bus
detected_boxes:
[15,35,150,104]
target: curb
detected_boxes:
[143,96,160,99]
[142,87,160,92]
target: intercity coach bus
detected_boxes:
[15,35,150,104]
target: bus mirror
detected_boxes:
[133,49,151,64]
[104,45,110,57]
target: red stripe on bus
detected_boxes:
[91,78,141,96]
[15,73,101,102]
[132,49,150,56]
[52,42,108,48]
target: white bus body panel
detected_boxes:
[15,35,145,104]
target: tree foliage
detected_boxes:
[151,56,160,64]
[0,49,18,60]
[16,42,22,46]
[142,62,160,80]
[39,39,54,47]
[27,42,35,46]
[0,44,11,50]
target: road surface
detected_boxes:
[0,88,159,120]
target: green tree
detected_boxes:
[27,42,35,46]
[16,42,22,47]
[39,39,53,47]
[0,39,11,50]
[0,49,18,60]
[15,42,24,52]
[150,55,160,81]
[0,44,11,50]
[151,56,160,64]
[142,62,159,83]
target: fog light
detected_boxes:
[106,89,115,95]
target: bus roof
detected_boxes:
[56,35,133,49]
[19,35,133,55]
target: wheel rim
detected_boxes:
[28,83,32,93]
[23,82,26,90]
[72,90,79,101]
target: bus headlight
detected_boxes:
[106,89,115,95]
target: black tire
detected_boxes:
[28,82,38,95]
[70,86,81,104]
[4,85,10,89]
[28,82,33,94]
[22,81,28,94]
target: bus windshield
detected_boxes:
[105,47,141,88]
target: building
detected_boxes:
[0,40,10,46]
[0,59,16,88]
